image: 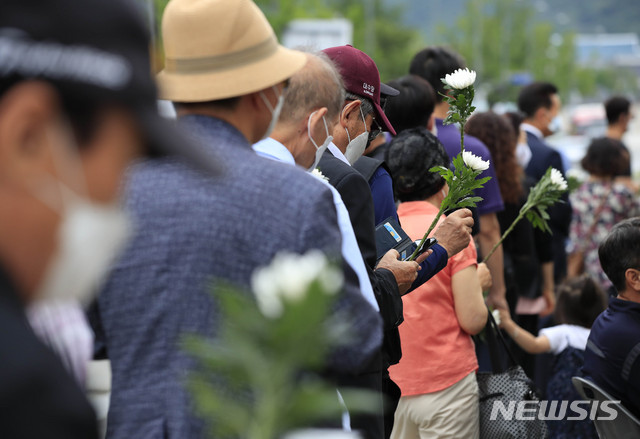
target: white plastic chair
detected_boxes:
[572,376,640,439]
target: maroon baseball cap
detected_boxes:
[323,45,397,135]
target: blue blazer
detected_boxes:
[92,116,382,439]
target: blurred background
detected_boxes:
[142,0,640,178]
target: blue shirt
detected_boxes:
[582,297,640,418]
[370,166,399,226]
[253,137,379,311]
[436,118,504,216]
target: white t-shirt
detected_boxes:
[539,324,591,355]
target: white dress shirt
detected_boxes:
[253,138,378,311]
[328,142,351,165]
[521,122,544,140]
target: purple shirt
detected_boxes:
[436,118,504,216]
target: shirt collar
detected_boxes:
[521,123,543,140]
[328,142,350,166]
[610,296,640,313]
[252,137,296,165]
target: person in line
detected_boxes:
[499,275,606,438]
[568,137,640,295]
[388,128,488,439]
[356,75,437,225]
[92,1,384,437]
[517,81,572,283]
[605,96,633,142]
[582,218,640,419]
[465,111,555,379]
[604,95,633,177]
[410,46,507,311]
[0,0,218,436]
[254,51,380,313]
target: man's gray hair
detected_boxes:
[279,51,345,124]
[345,91,374,117]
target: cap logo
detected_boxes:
[362,82,375,97]
[0,29,132,90]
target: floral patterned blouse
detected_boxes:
[568,181,640,291]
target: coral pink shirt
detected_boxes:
[389,201,479,396]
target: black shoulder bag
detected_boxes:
[476,310,549,438]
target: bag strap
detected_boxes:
[485,308,520,372]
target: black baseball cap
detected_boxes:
[0,0,220,175]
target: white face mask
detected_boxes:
[306,110,333,172]
[548,115,562,134]
[260,85,286,140]
[33,135,132,305]
[516,142,532,168]
[344,106,369,165]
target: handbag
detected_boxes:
[567,184,612,279]
[476,311,548,438]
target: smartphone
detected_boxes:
[403,237,438,261]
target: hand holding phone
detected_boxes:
[404,237,438,261]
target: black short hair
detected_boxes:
[604,96,631,125]
[409,47,466,103]
[517,82,559,118]
[384,75,436,134]
[599,218,640,293]
[554,275,607,328]
[580,137,629,177]
[386,127,449,202]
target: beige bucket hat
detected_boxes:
[157,0,306,102]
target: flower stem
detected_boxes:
[460,121,466,155]
[407,209,444,261]
[482,208,526,264]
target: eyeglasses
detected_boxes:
[368,115,383,144]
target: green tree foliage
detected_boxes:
[434,0,636,100]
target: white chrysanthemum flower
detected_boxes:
[251,250,343,318]
[311,168,329,182]
[492,309,501,326]
[462,150,490,172]
[443,68,476,90]
[550,168,568,191]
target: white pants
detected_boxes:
[391,371,480,439]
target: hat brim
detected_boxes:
[135,106,223,176]
[374,102,396,136]
[380,83,399,97]
[157,45,306,102]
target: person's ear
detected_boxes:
[427,114,435,132]
[339,100,361,128]
[306,107,328,135]
[0,81,60,183]
[624,268,640,293]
